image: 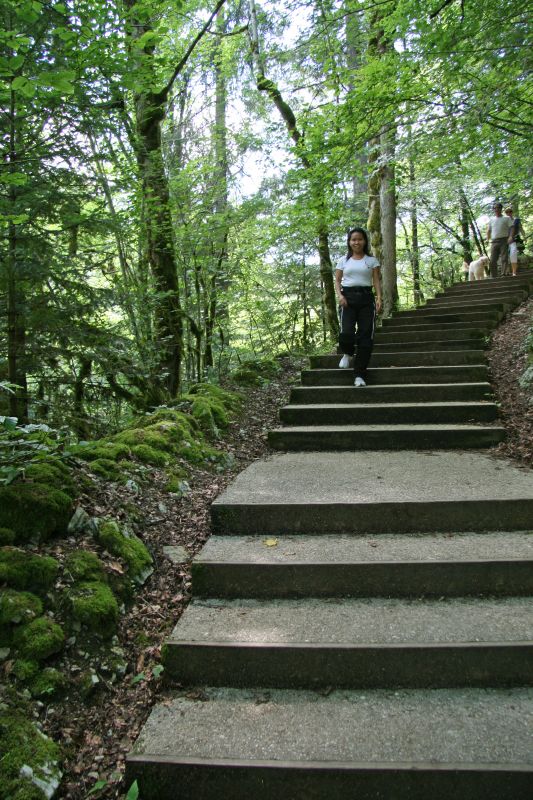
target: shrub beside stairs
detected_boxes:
[127,274,533,799]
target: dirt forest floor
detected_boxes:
[42,298,532,799]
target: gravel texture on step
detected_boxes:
[197,532,533,564]
[169,597,533,644]
[131,687,533,764]
[213,451,533,506]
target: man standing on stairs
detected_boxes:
[336,227,382,387]
[487,202,513,278]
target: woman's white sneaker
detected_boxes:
[339,355,351,368]
[354,376,366,387]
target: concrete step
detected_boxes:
[302,365,489,385]
[290,383,493,404]
[426,293,526,307]
[192,532,533,599]
[210,451,533,535]
[162,597,533,688]
[374,327,487,342]
[382,311,500,326]
[127,687,533,800]
[391,307,503,320]
[268,424,505,451]
[279,402,498,426]
[378,320,495,332]
[442,278,532,296]
[312,351,485,369]
[373,339,486,351]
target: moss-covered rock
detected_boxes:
[12,658,39,682]
[230,366,263,386]
[64,550,106,583]
[0,527,15,545]
[68,581,118,636]
[188,382,242,413]
[97,520,152,585]
[231,358,281,386]
[115,426,173,452]
[131,443,169,466]
[0,710,62,799]
[0,483,73,544]
[0,548,59,594]
[131,407,199,431]
[181,394,227,436]
[88,458,124,480]
[0,590,43,625]
[25,460,76,499]
[30,667,68,699]
[71,441,131,462]
[164,471,190,495]
[14,616,65,661]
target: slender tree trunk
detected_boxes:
[366,3,398,317]
[205,8,230,368]
[367,140,382,261]
[409,153,422,305]
[124,0,226,395]
[73,356,92,439]
[346,10,367,220]
[7,82,28,422]
[248,0,338,339]
[458,188,473,264]
[380,128,398,316]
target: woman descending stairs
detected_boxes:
[127,273,533,800]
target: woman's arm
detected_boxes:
[335,269,347,307]
[372,267,382,314]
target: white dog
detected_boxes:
[468,255,489,281]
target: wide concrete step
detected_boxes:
[193,532,533,599]
[427,292,526,307]
[210,451,533,535]
[383,311,500,326]
[312,351,485,368]
[162,597,533,688]
[268,424,505,451]
[290,383,493,404]
[391,307,503,320]
[374,338,486,351]
[302,365,488,385]
[279,402,498,426]
[374,327,486,342]
[127,687,533,800]
[378,320,494,332]
[442,281,532,297]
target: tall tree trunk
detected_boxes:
[458,187,473,264]
[124,0,226,396]
[248,0,338,339]
[205,8,230,369]
[346,9,367,220]
[380,128,398,316]
[366,3,398,317]
[7,82,28,422]
[407,137,422,305]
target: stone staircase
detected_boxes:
[127,275,533,799]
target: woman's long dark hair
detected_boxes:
[346,227,371,259]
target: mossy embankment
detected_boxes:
[0,380,244,798]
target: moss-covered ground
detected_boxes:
[0,367,294,798]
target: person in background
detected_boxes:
[468,255,489,281]
[505,207,525,277]
[487,202,513,277]
[335,227,382,387]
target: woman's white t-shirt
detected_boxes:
[336,255,380,287]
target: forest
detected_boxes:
[1,0,531,434]
[0,1,532,797]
